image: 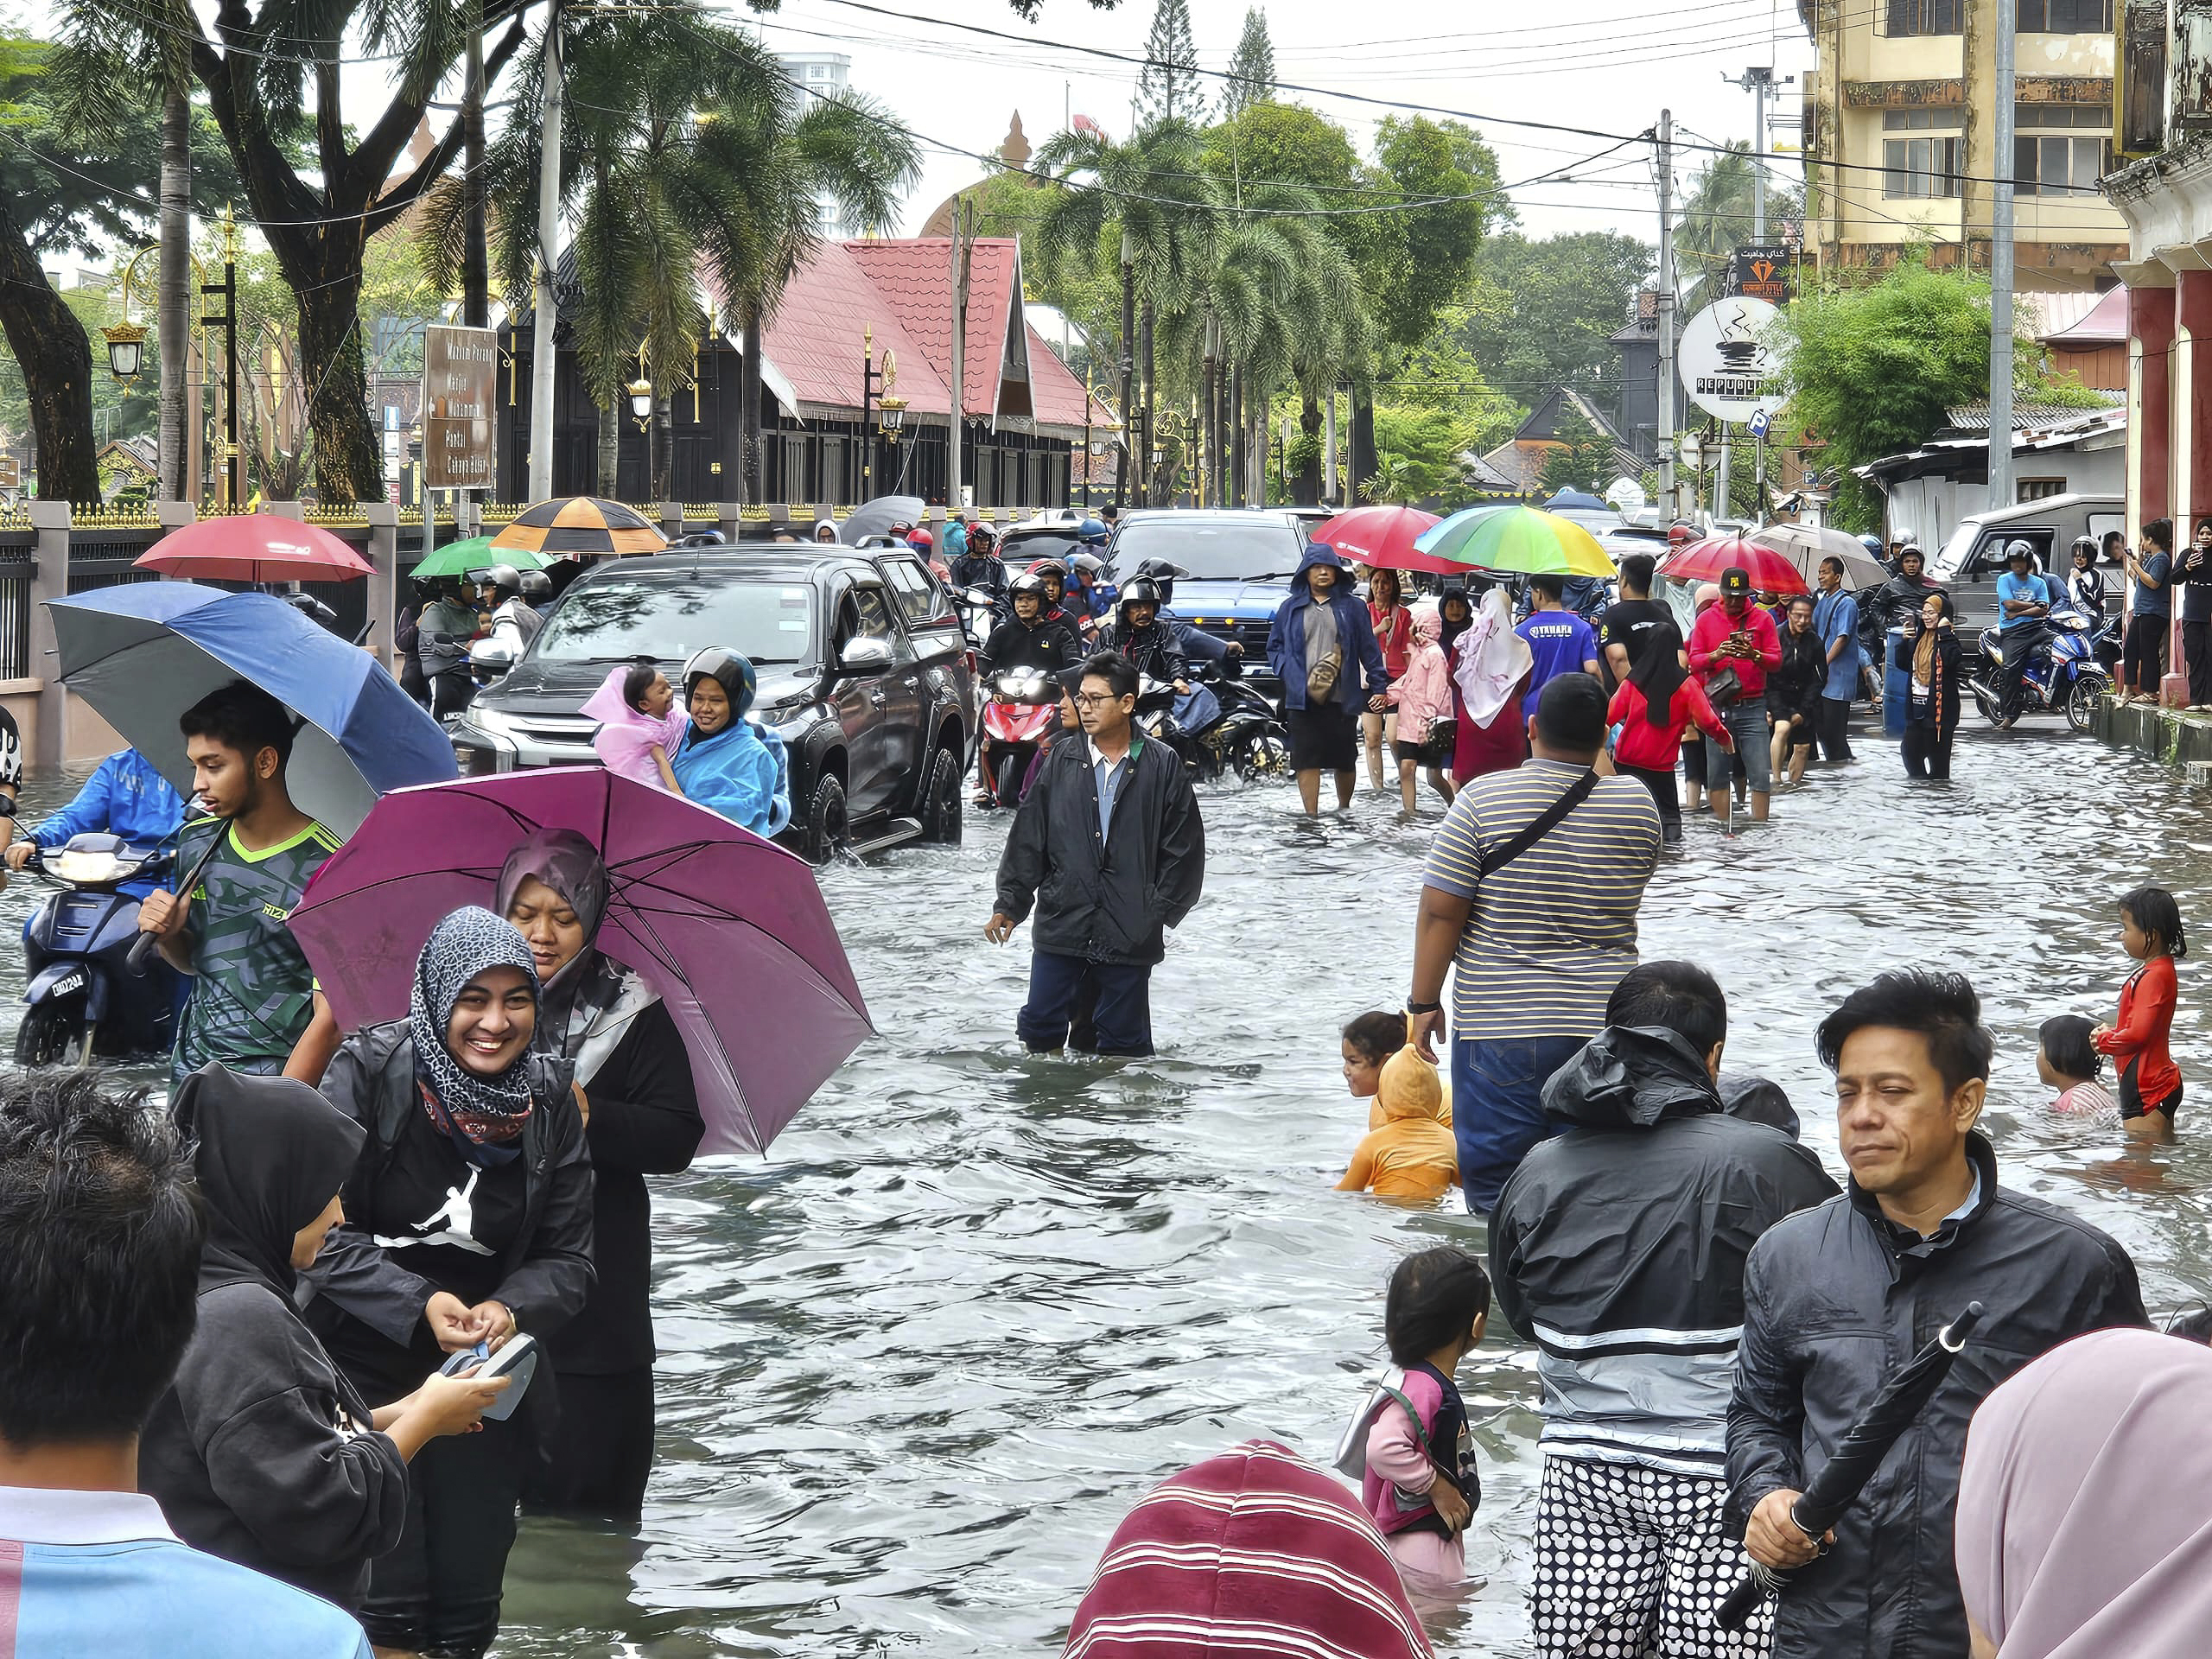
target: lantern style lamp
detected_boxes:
[103,321,148,386]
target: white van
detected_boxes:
[1930,493,2125,630]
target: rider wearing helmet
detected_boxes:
[1028,559,1073,626]
[477,563,544,654]
[1097,577,1189,690]
[2065,534,2106,620]
[981,573,1081,677]
[1128,556,1242,670]
[1872,541,1941,635]
[518,569,556,619]
[1859,533,1885,559]
[672,647,791,837]
[949,520,1006,602]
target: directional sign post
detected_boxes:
[421,325,498,493]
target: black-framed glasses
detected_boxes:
[1072,691,1125,708]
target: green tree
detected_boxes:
[1537,400,1616,496]
[1223,8,1275,121]
[1457,231,1655,402]
[1675,142,1804,309]
[1363,404,1483,505]
[1774,253,2099,531]
[1135,0,1205,127]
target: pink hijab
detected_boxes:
[580,664,686,790]
[1957,1327,2212,1659]
[1450,588,1532,728]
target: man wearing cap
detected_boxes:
[1688,568,1783,823]
[1994,540,2052,729]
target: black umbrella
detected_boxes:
[1716,1300,1985,1631]
[840,494,926,547]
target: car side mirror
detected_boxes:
[471,639,517,677]
[837,637,893,675]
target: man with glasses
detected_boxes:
[986,653,1206,1057]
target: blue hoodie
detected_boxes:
[29,749,187,898]
[1265,545,1391,714]
[673,718,792,838]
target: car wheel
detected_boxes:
[2067,675,2103,733]
[1233,728,1292,784]
[918,747,963,844]
[801,773,849,865]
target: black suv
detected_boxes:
[452,547,976,861]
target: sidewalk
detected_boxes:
[2092,696,2212,772]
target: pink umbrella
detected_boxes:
[137,513,376,582]
[1311,505,1454,575]
[289,769,871,1155]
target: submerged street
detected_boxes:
[5,715,2193,1658]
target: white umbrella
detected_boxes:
[1749,524,1887,589]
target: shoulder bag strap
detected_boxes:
[1478,767,1600,880]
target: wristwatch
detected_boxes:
[1406,998,1442,1015]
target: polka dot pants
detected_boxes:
[1532,1454,1773,1658]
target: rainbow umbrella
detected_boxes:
[1414,505,1618,578]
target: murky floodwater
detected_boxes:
[7,711,2209,1657]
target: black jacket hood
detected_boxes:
[1541,1024,1720,1129]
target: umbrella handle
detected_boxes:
[1715,1560,1786,1631]
[125,817,231,978]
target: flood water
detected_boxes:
[6,712,2208,1657]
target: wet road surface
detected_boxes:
[7,711,2207,1656]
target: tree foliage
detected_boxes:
[1676,141,1804,309]
[1223,8,1275,121]
[1135,0,1205,127]
[1363,404,1484,505]
[1774,254,2100,531]
[1456,231,1654,402]
[1537,400,1617,496]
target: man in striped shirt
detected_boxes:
[1408,675,1662,1214]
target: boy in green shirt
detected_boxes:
[137,681,343,1084]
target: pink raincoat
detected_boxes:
[580,666,686,791]
[1385,611,1452,745]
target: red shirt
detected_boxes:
[1370,602,1413,677]
[1688,603,1784,699]
[1607,677,1729,770]
[2094,955,2180,1106]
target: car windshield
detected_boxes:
[1111,518,1303,581]
[534,575,816,664]
[1001,531,1084,566]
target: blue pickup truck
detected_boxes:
[1104,510,1313,694]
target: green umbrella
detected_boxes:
[1414,505,1618,578]
[406,537,555,581]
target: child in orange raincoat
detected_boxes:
[1338,1020,1458,1199]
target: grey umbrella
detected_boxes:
[1749,524,1889,589]
[840,494,927,547]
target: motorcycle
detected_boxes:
[1136,663,1292,783]
[16,833,181,1066]
[1967,611,2112,732]
[978,667,1062,807]
[952,585,1005,656]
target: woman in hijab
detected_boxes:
[307,907,593,1659]
[1448,587,1533,785]
[1900,588,1961,779]
[1062,1439,1433,1659]
[1958,1328,2212,1659]
[141,1067,509,1611]
[1605,619,1731,844]
[498,830,703,1519]
[671,647,792,836]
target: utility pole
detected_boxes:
[463,0,487,330]
[1988,0,2017,515]
[948,196,970,514]
[1656,110,1679,523]
[526,0,563,501]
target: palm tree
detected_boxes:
[1676,142,1803,314]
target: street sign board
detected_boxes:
[1734,245,1790,302]
[1678,296,1785,424]
[1748,408,1771,440]
[421,325,497,492]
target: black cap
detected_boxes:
[1720,566,1751,596]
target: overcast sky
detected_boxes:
[20,0,1818,247]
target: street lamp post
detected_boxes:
[200,207,243,510]
[628,377,654,430]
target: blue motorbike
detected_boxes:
[16,833,180,1066]
[1967,611,2113,733]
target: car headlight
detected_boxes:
[467,707,522,739]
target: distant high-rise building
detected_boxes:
[776,51,852,101]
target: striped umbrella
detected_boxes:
[489,496,668,558]
[1415,504,1618,578]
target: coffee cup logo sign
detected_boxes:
[1677,296,1784,424]
[421,324,499,490]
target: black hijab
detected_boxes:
[175,1064,365,1296]
[1438,592,1474,657]
[1630,618,1689,728]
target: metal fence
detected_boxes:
[0,533,31,680]
[67,535,165,598]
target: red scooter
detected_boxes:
[978,669,1061,807]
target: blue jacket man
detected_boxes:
[7,748,187,899]
[1267,544,1389,814]
[1811,560,1861,763]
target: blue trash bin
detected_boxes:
[1883,627,1910,738]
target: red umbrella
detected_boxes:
[1658,534,1811,597]
[1311,505,1455,575]
[137,514,376,582]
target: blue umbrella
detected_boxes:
[46,583,456,838]
[1541,488,1610,513]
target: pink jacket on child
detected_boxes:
[1385,613,1451,743]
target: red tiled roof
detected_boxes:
[754,240,950,418]
[845,238,1020,420]
[1025,323,1112,432]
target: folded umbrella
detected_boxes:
[45,583,455,838]
[137,513,375,583]
[1716,1300,1986,1630]
[1660,535,1811,597]
[289,768,871,1155]
[1416,505,1618,579]
[491,497,667,558]
[839,494,927,546]
[1310,505,1453,575]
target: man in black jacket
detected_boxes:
[1728,970,2146,1659]
[1096,577,1190,690]
[979,575,1081,677]
[1491,963,1836,1657]
[986,652,1205,1057]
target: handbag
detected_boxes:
[1704,665,1744,709]
[1306,645,1343,703]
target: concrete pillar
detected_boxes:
[661,500,683,542]
[2170,270,2212,705]
[27,503,70,768]
[363,502,399,672]
[715,501,742,544]
[265,499,305,522]
[2130,283,2177,537]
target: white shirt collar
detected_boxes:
[1085,734,1135,770]
[0,1485,176,1546]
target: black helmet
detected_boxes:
[481,563,524,600]
[1117,576,1164,621]
[1132,557,1187,607]
[518,569,553,601]
[1008,572,1049,603]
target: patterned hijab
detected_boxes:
[493,828,622,1054]
[410,906,541,1162]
